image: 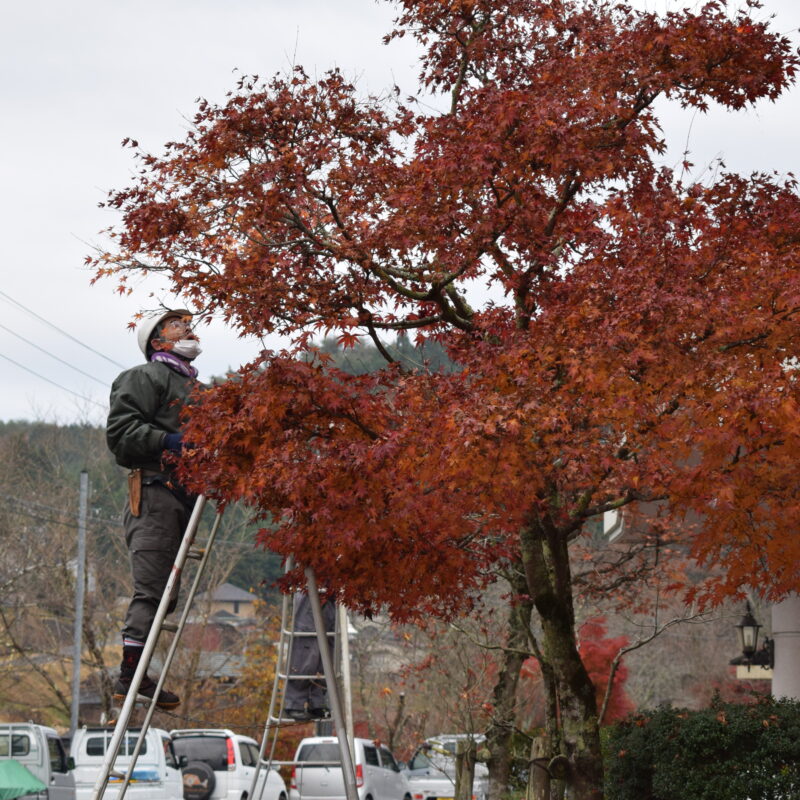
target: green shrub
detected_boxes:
[604,697,800,800]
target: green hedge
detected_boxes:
[604,697,800,800]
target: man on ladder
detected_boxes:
[106,308,202,710]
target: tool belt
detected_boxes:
[129,468,197,513]
[127,468,142,517]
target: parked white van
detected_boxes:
[170,728,288,800]
[71,726,183,800]
[290,737,410,800]
[0,722,75,800]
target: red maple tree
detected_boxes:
[93,2,800,797]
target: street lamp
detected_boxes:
[736,602,761,658]
[730,602,774,671]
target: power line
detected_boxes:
[0,323,108,387]
[0,494,267,549]
[0,290,126,369]
[0,351,107,410]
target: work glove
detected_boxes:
[163,432,183,453]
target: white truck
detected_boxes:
[0,722,75,800]
[70,726,183,800]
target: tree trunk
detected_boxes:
[455,739,477,800]
[486,562,533,800]
[520,520,604,800]
[82,619,113,721]
[527,735,550,800]
[387,690,407,752]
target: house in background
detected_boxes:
[195,582,257,619]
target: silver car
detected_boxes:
[290,737,411,800]
[403,736,488,800]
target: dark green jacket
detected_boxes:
[106,361,196,475]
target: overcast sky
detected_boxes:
[2,0,799,425]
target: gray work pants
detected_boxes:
[284,592,336,711]
[121,483,190,643]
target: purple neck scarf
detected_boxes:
[150,351,198,379]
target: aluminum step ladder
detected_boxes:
[90,496,220,800]
[90,496,357,800]
[246,560,356,800]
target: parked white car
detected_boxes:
[0,722,75,800]
[403,736,488,800]
[170,728,288,800]
[289,736,410,800]
[71,726,183,800]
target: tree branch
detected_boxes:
[598,609,713,724]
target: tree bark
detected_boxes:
[527,735,550,800]
[386,690,407,752]
[520,520,604,800]
[455,739,477,800]
[82,618,113,720]
[486,561,533,800]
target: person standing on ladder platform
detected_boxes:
[106,309,203,710]
[284,590,336,721]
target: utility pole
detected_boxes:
[70,470,88,739]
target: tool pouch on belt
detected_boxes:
[128,468,142,517]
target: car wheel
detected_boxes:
[404,794,412,800]
[182,761,216,800]
[279,793,287,800]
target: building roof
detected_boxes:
[196,582,254,603]
[196,651,246,679]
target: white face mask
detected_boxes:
[171,339,202,360]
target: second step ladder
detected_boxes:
[248,560,357,800]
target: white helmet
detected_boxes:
[136,309,193,357]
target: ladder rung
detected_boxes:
[187,548,205,560]
[278,672,330,680]
[161,621,179,633]
[281,630,335,637]
[264,759,342,766]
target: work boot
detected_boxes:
[283,707,312,721]
[113,674,181,710]
[114,645,181,710]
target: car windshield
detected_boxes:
[172,737,227,771]
[409,750,434,770]
[0,734,33,757]
[410,742,482,776]
[86,735,147,757]
[297,743,341,766]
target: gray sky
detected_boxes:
[1,0,798,424]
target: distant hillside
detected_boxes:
[309,335,457,375]
[0,420,281,599]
